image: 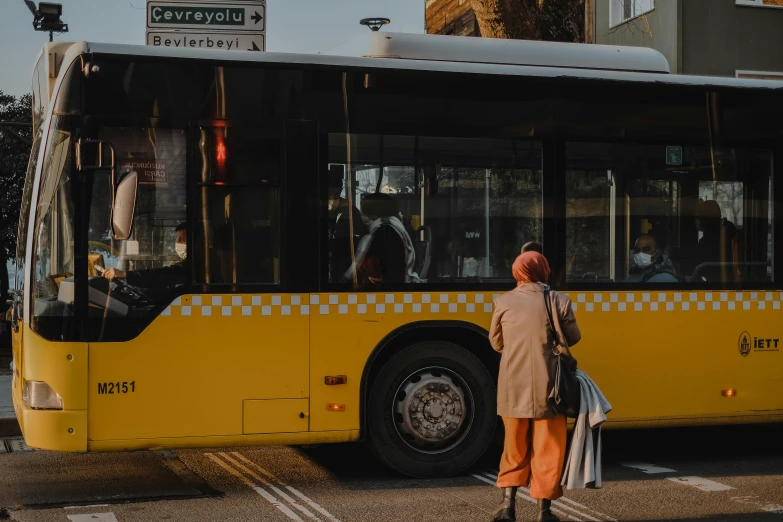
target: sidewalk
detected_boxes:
[0,373,21,437]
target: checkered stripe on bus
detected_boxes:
[160,293,500,317]
[570,291,783,312]
[159,291,783,317]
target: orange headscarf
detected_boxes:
[512,251,551,286]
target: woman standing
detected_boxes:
[489,252,581,522]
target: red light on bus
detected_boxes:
[216,140,227,165]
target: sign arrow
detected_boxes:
[251,11,263,24]
[248,42,262,51]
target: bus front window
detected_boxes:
[84,126,187,341]
[30,118,75,337]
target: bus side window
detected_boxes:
[564,143,773,287]
[192,126,282,286]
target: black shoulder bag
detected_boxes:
[543,287,581,418]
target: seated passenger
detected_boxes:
[344,193,423,286]
[327,169,367,282]
[691,200,736,281]
[627,233,678,283]
[102,223,187,290]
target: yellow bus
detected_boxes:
[10,33,783,477]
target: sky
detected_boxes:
[0,0,425,96]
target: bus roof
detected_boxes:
[361,32,671,74]
[47,36,783,96]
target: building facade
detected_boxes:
[594,0,783,77]
[425,0,480,36]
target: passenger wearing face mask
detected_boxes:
[102,222,188,290]
[627,233,679,283]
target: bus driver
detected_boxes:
[102,223,187,290]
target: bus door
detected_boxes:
[84,121,311,443]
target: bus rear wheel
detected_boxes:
[367,341,496,477]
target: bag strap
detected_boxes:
[543,286,562,356]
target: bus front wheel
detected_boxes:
[367,341,496,477]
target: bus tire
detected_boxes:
[367,341,496,477]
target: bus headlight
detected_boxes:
[22,380,63,410]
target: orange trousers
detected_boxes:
[496,416,567,501]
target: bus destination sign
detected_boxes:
[147,2,265,31]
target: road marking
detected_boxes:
[478,471,596,521]
[230,452,341,522]
[63,505,110,510]
[666,476,735,492]
[556,495,618,522]
[731,496,783,514]
[479,471,618,522]
[218,453,321,521]
[618,462,676,474]
[472,473,584,522]
[66,514,118,522]
[205,453,304,521]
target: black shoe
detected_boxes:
[537,499,561,522]
[491,487,517,521]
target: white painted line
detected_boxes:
[287,487,341,522]
[219,453,320,521]
[253,487,307,521]
[66,514,118,522]
[551,492,618,521]
[472,473,584,522]
[666,476,735,492]
[63,505,110,510]
[231,451,341,522]
[205,453,304,521]
[619,462,676,474]
[481,471,618,522]
[478,472,600,522]
[731,496,783,514]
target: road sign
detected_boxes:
[147,2,265,31]
[147,31,265,51]
[666,146,683,166]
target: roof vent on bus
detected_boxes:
[362,32,670,74]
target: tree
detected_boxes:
[0,91,33,302]
[472,0,586,43]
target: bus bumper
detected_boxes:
[12,384,86,452]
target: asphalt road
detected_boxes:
[1,423,782,522]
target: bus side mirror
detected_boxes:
[112,171,138,241]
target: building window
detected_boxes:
[736,70,783,80]
[609,0,654,27]
[736,0,783,7]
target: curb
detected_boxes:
[0,417,20,438]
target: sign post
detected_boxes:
[146,1,266,52]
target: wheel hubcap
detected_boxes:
[393,367,474,454]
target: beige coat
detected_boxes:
[489,283,581,419]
